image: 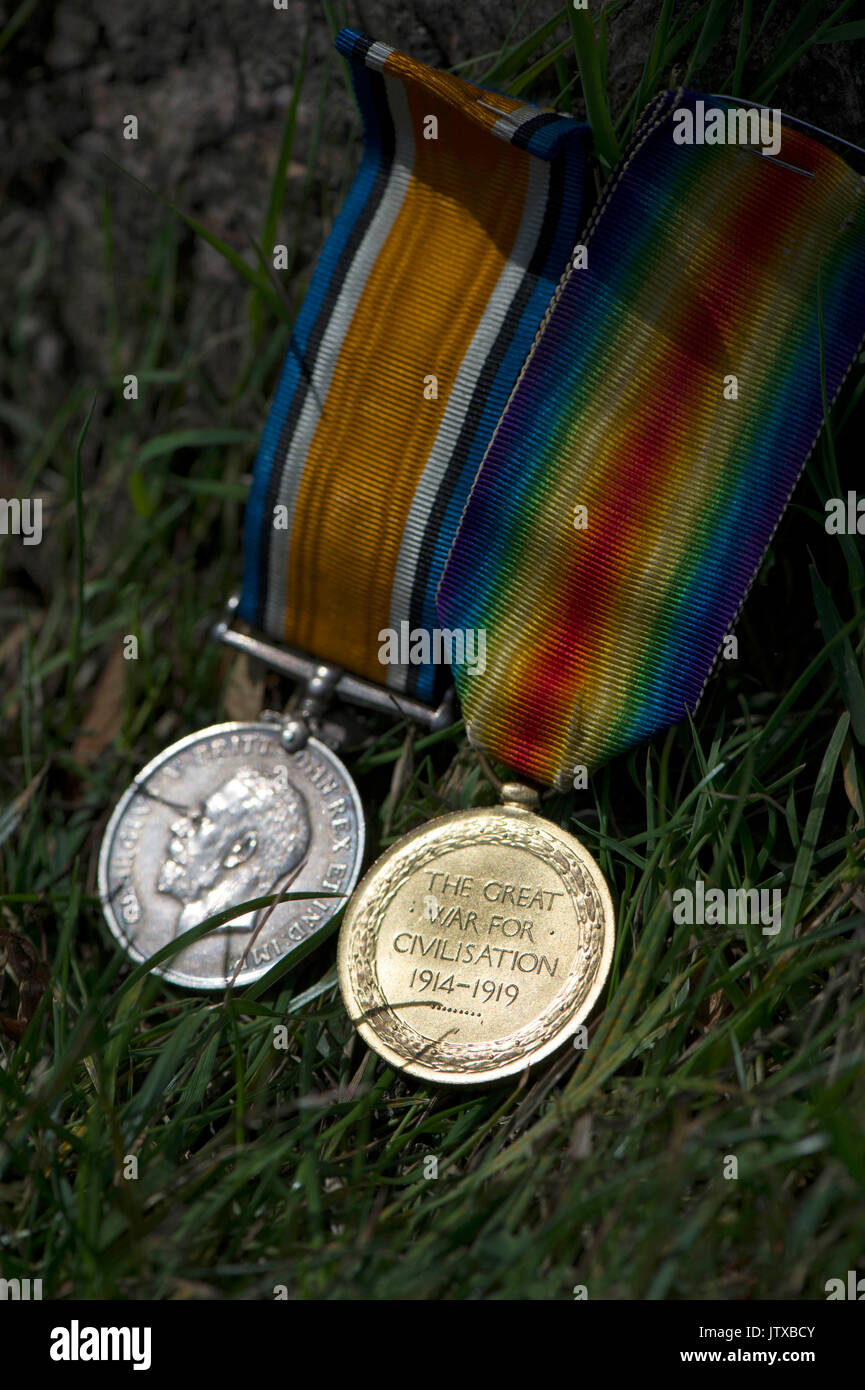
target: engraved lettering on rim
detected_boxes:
[99,722,365,990]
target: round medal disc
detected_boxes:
[337,801,615,1084]
[98,721,365,990]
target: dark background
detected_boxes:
[3,0,863,505]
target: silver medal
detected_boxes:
[98,721,365,989]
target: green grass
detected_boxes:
[2,1,865,1300]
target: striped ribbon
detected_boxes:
[437,90,865,788]
[240,28,590,701]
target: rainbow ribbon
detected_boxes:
[241,29,589,701]
[438,90,865,787]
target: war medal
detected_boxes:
[337,92,865,1081]
[98,31,593,990]
[99,717,365,992]
[338,786,614,1084]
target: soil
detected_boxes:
[2,1,863,475]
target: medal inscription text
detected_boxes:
[375,846,592,1044]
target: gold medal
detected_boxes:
[338,785,614,1084]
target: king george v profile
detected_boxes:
[156,765,311,935]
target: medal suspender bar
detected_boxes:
[98,31,591,996]
[100,46,865,1084]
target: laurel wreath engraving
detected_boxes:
[346,814,608,1073]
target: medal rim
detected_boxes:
[98,720,366,991]
[337,802,615,1085]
